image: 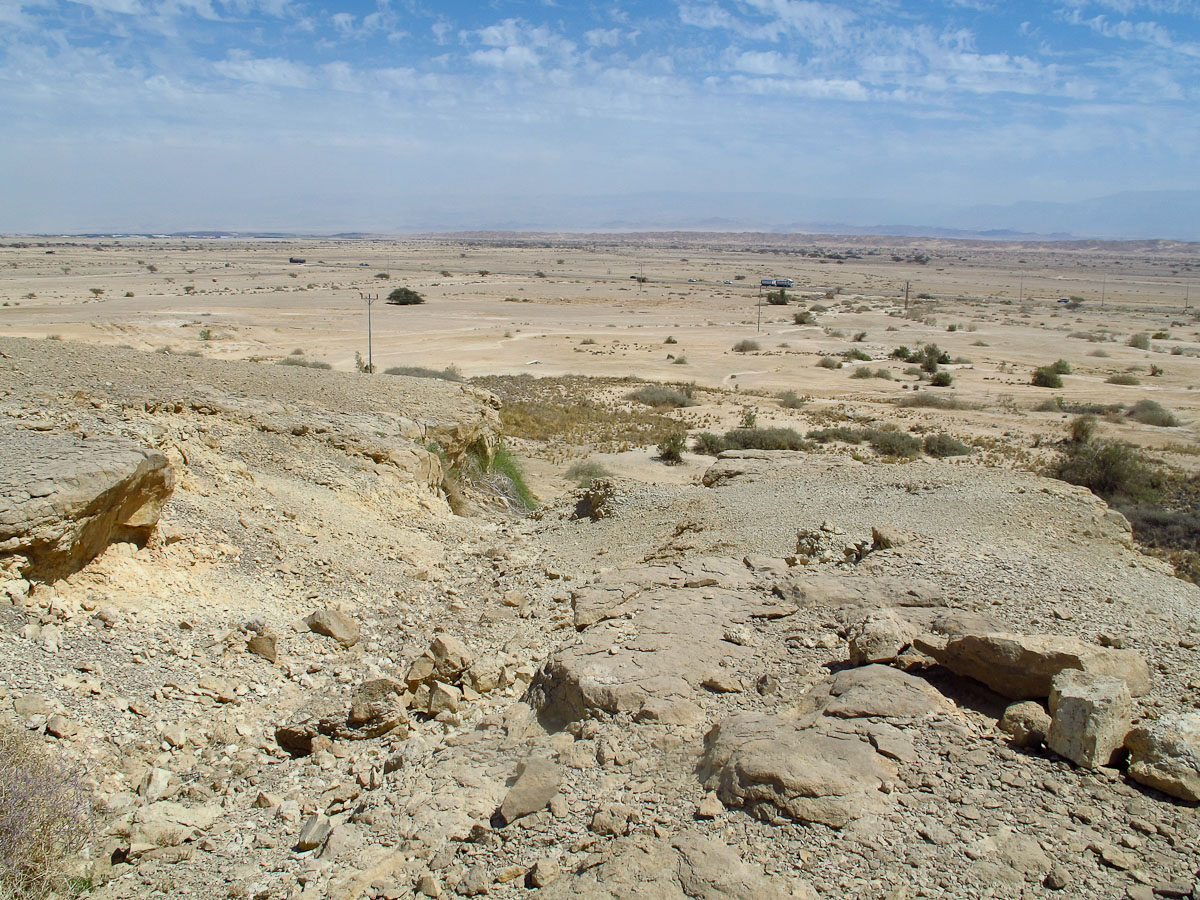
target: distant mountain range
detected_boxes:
[27,189,1200,243]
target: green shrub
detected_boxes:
[1069,414,1098,445]
[816,356,841,369]
[692,432,728,455]
[738,407,757,428]
[1127,399,1180,427]
[386,287,425,305]
[277,356,332,369]
[808,426,865,444]
[721,427,811,451]
[793,311,816,325]
[732,339,760,353]
[1106,373,1140,385]
[874,368,893,380]
[923,433,971,457]
[891,346,913,361]
[580,337,596,345]
[672,355,688,365]
[1152,331,1170,340]
[896,394,976,410]
[1128,332,1151,350]
[1031,366,1063,388]
[844,348,872,362]
[929,371,953,387]
[565,460,612,487]
[1050,359,1072,375]
[778,390,805,409]
[657,432,688,464]
[0,723,91,899]
[1054,439,1160,503]
[867,429,922,458]
[627,385,696,408]
[853,331,868,342]
[851,366,873,379]
[663,335,678,344]
[765,289,789,305]
[383,365,463,381]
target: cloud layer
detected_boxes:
[2,0,1197,233]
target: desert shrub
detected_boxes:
[874,368,893,380]
[1106,373,1140,385]
[891,346,913,361]
[793,311,816,325]
[732,339,760,353]
[663,335,678,344]
[721,427,811,451]
[1069,414,1098,445]
[198,329,212,341]
[1089,348,1110,357]
[866,429,922,458]
[1031,366,1063,388]
[1152,331,1170,340]
[1150,364,1164,377]
[765,290,789,305]
[916,343,950,373]
[1054,439,1160,503]
[383,365,463,381]
[896,394,977,410]
[580,338,596,345]
[1127,399,1180,427]
[0,723,91,899]
[851,366,873,379]
[672,355,688,365]
[692,432,728,455]
[565,460,612,488]
[929,371,953,387]
[277,356,332,369]
[627,385,696,408]
[811,304,828,313]
[923,433,971,457]
[488,444,538,510]
[778,390,805,409]
[1050,359,1072,375]
[844,348,872,362]
[738,407,757,428]
[808,426,865,444]
[386,287,425,305]
[816,356,841,369]
[853,331,868,342]
[290,347,304,355]
[657,432,688,464]
[1128,332,1151,350]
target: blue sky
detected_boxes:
[2,0,1199,234]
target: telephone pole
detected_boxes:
[360,292,377,373]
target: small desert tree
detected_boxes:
[387,287,425,306]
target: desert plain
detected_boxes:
[0,232,1198,900]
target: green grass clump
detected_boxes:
[866,429,922,458]
[1050,359,1072,375]
[692,427,812,455]
[1127,399,1180,427]
[778,390,805,409]
[895,394,976,410]
[816,356,841,369]
[808,426,865,445]
[851,366,873,379]
[383,364,463,381]
[1106,373,1140,385]
[487,444,538,509]
[844,348,872,362]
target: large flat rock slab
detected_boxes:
[539,830,796,900]
[0,422,173,579]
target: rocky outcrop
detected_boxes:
[700,713,895,828]
[1046,669,1132,769]
[539,830,801,900]
[0,423,173,580]
[918,631,1151,699]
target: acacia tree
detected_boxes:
[387,287,425,306]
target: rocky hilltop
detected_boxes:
[0,338,1196,900]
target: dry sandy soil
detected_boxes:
[0,233,1198,900]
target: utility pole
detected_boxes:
[904,281,910,311]
[360,292,377,373]
[1101,272,1106,307]
[1018,275,1024,302]
[757,293,762,333]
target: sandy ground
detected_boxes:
[1,234,1197,499]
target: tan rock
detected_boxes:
[497,758,561,825]
[1047,670,1131,768]
[999,701,1051,748]
[1125,713,1200,801]
[305,608,361,648]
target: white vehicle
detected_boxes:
[774,278,794,288]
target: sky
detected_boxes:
[2,0,1199,235]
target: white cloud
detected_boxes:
[584,27,620,47]
[214,52,312,87]
[470,46,540,69]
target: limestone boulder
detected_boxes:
[496,757,561,826]
[0,425,173,579]
[700,713,894,828]
[925,632,1150,699]
[819,665,951,720]
[847,611,919,666]
[1125,713,1200,802]
[347,678,410,738]
[304,608,361,648]
[1047,669,1131,769]
[999,701,1051,749]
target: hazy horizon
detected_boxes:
[3,1,1198,239]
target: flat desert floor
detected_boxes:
[1,233,1198,496]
